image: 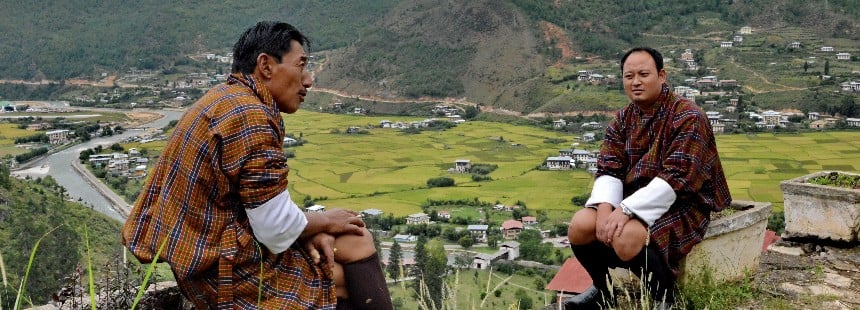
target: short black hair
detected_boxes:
[231,21,310,74]
[620,47,663,73]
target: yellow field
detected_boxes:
[0,123,38,156]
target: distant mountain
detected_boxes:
[0,0,857,113]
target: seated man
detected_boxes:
[564,47,731,309]
[122,21,392,310]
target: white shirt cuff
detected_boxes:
[246,189,308,254]
[585,175,623,208]
[620,177,677,226]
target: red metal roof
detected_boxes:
[546,257,592,294]
[502,219,524,230]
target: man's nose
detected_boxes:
[303,71,313,88]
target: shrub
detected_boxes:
[427,177,455,188]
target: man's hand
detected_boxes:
[601,208,631,244]
[323,209,366,236]
[594,203,613,245]
[303,233,337,273]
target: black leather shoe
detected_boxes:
[562,286,615,310]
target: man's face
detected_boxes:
[263,40,313,114]
[622,51,666,106]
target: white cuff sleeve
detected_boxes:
[620,177,677,226]
[246,189,308,254]
[584,175,623,208]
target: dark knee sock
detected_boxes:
[571,242,615,301]
[336,298,354,310]
[630,246,675,304]
[342,253,393,310]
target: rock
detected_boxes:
[807,284,844,297]
[779,282,807,296]
[824,272,852,288]
[821,300,851,310]
[831,260,859,272]
[770,245,804,256]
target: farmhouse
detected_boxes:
[546,156,573,170]
[502,220,524,239]
[720,41,733,48]
[468,224,489,242]
[837,53,851,60]
[739,26,752,34]
[406,213,430,225]
[45,129,71,145]
[454,159,471,173]
[306,205,326,213]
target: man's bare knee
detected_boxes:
[612,221,648,261]
[334,227,376,264]
[568,208,597,245]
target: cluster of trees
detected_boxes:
[426,176,455,188]
[14,133,48,144]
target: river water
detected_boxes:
[11,108,182,222]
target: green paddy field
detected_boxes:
[264,111,860,220]
[112,109,860,224]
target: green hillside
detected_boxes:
[0,169,126,307]
[0,0,858,113]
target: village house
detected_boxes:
[499,241,520,260]
[546,156,573,170]
[393,234,417,243]
[712,123,726,133]
[841,81,860,92]
[108,159,130,174]
[501,219,524,239]
[680,49,694,61]
[729,98,739,106]
[837,53,851,60]
[306,205,326,213]
[552,119,567,129]
[283,137,298,146]
[437,210,451,220]
[379,120,392,128]
[719,80,738,88]
[582,132,595,143]
[468,224,489,242]
[406,213,430,225]
[46,129,71,145]
[685,59,698,71]
[790,41,801,49]
[132,165,148,178]
[88,154,113,167]
[471,241,519,269]
[353,107,364,114]
[581,122,601,129]
[761,110,782,127]
[706,111,722,126]
[720,41,733,48]
[844,118,860,127]
[361,208,384,217]
[733,35,743,43]
[521,216,537,226]
[26,122,51,131]
[821,46,835,52]
[739,26,752,34]
[454,159,471,173]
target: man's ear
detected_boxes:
[255,53,275,79]
[659,69,667,83]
